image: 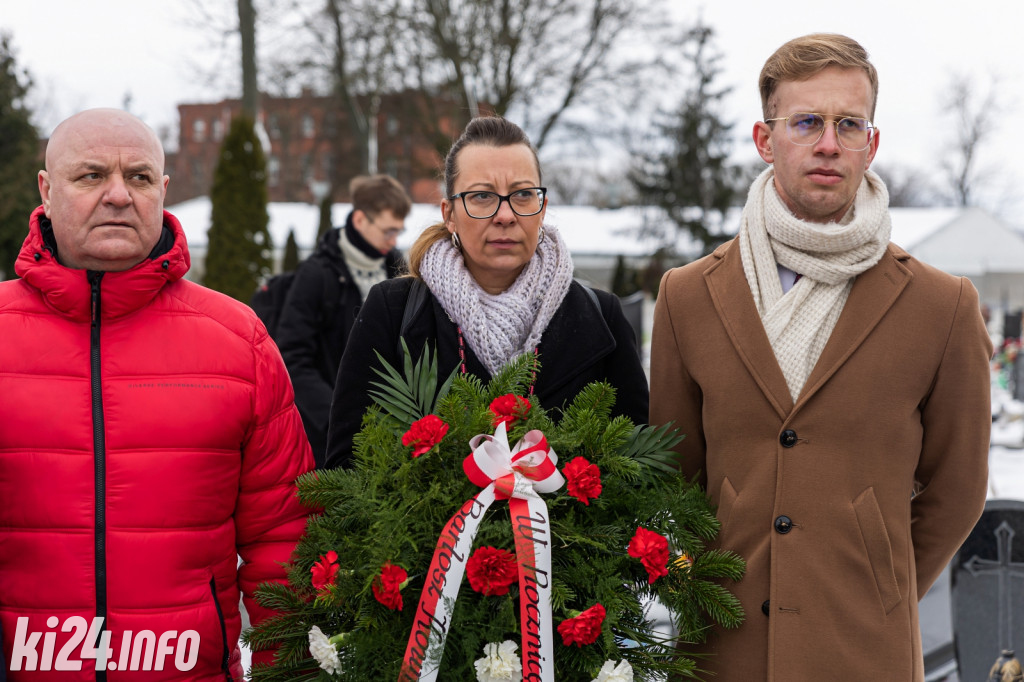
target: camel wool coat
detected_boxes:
[650,239,992,681]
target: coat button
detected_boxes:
[780,429,797,447]
[774,515,793,534]
[762,599,771,616]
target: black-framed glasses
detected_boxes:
[449,187,547,219]
[764,112,876,151]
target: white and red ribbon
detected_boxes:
[399,422,564,682]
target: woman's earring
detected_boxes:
[451,231,462,249]
[537,226,546,243]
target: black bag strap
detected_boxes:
[398,278,430,354]
[577,279,600,315]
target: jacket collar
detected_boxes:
[705,238,911,418]
[318,219,404,278]
[16,206,191,323]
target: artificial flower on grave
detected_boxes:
[244,341,745,680]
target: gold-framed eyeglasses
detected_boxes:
[367,214,405,239]
[764,112,876,152]
[449,187,547,219]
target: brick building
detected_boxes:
[166,89,479,206]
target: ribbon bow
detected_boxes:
[400,422,563,682]
[464,422,564,500]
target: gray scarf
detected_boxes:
[419,226,575,376]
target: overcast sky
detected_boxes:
[4,0,1024,220]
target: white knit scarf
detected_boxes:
[419,225,575,377]
[738,167,891,402]
[339,230,388,301]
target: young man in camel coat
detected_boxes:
[650,33,992,680]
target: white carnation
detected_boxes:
[474,639,522,682]
[593,659,634,682]
[308,625,342,676]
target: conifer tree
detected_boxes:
[204,114,272,300]
[610,255,639,297]
[0,34,41,280]
[282,228,299,272]
[317,193,333,240]
[629,23,738,258]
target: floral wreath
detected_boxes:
[245,342,744,681]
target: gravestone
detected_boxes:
[952,499,1024,681]
[1004,312,1022,341]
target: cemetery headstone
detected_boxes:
[952,499,1024,681]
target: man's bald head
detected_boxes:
[39,108,170,271]
[45,108,165,175]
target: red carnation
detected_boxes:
[466,546,519,596]
[402,414,449,457]
[372,562,408,611]
[489,394,532,428]
[557,603,606,647]
[563,456,602,505]
[628,526,669,584]
[310,550,339,595]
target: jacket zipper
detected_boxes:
[209,576,233,681]
[89,271,107,682]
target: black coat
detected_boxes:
[325,277,650,469]
[277,224,403,466]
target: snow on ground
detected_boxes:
[988,379,1024,500]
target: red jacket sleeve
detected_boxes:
[236,325,316,664]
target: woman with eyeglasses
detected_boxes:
[324,116,649,469]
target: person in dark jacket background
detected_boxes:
[325,116,649,469]
[277,174,410,466]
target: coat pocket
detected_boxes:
[852,487,902,615]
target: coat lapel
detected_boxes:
[705,241,794,419]
[795,244,912,410]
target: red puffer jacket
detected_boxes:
[0,208,314,680]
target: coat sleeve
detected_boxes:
[649,269,708,487]
[325,282,403,469]
[236,326,316,664]
[912,277,992,598]
[276,261,333,465]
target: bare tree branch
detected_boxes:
[940,72,1000,207]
